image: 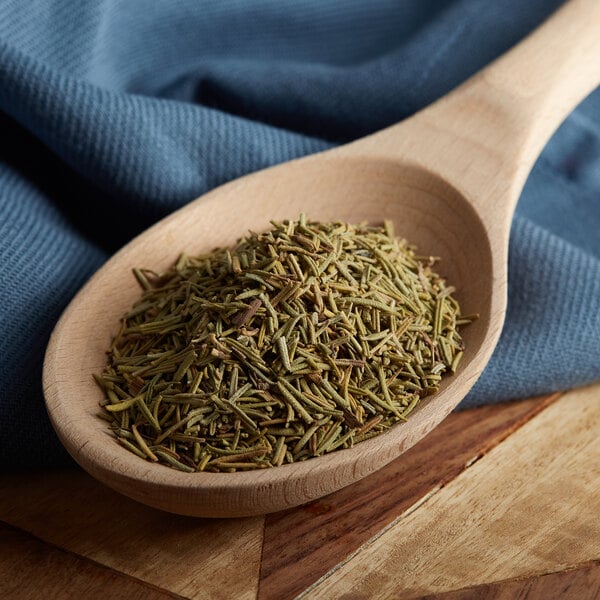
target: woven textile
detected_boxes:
[1,0,598,469]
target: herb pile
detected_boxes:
[95,216,475,472]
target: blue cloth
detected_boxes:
[1,0,598,470]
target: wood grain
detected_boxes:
[0,471,263,600]
[2,388,598,598]
[42,0,600,517]
[303,384,600,599]
[259,394,559,600]
[420,560,600,600]
[0,521,181,600]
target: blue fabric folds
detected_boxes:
[1,0,598,469]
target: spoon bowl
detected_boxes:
[43,0,599,517]
[43,157,494,517]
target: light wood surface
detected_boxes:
[305,385,600,599]
[2,385,599,598]
[0,523,177,600]
[42,0,600,517]
[0,472,263,599]
[259,394,558,599]
[422,561,600,600]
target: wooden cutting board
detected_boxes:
[1,384,599,599]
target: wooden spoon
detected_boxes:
[43,0,600,517]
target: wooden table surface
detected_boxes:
[1,384,599,599]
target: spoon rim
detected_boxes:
[42,154,503,516]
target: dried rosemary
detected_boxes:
[94,215,476,472]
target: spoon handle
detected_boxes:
[346,0,600,234]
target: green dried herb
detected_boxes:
[95,216,476,472]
